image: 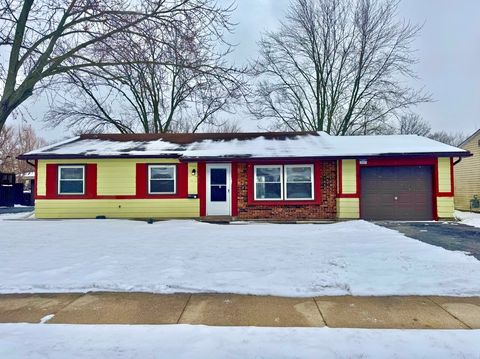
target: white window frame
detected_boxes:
[58,165,85,195]
[284,164,314,201]
[253,164,315,201]
[254,165,283,201]
[148,165,176,195]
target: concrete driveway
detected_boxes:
[378,221,480,260]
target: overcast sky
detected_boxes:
[20,0,480,140]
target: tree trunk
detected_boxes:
[0,100,15,131]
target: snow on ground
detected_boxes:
[455,210,480,228]
[0,324,479,359]
[1,219,480,296]
[0,211,33,220]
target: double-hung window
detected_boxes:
[254,165,283,200]
[58,166,85,195]
[285,165,313,199]
[254,164,314,200]
[149,165,176,194]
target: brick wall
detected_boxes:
[236,161,337,220]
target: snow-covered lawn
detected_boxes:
[0,324,479,359]
[1,217,480,296]
[455,210,480,228]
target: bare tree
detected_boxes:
[0,0,235,132]
[0,125,15,169]
[46,13,245,134]
[249,0,430,134]
[0,123,47,177]
[429,131,466,147]
[385,112,465,146]
[397,113,431,136]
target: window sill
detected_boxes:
[248,199,319,206]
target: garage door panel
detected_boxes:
[360,166,433,220]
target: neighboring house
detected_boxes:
[454,129,480,212]
[18,132,469,221]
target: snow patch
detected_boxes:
[39,314,54,324]
[455,210,480,228]
[0,219,479,296]
[0,324,478,359]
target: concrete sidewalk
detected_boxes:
[0,293,479,329]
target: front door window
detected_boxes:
[210,168,227,202]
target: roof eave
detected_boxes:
[18,150,471,162]
[175,151,473,161]
[17,153,182,160]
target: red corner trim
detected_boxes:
[34,160,38,199]
[231,162,238,216]
[356,160,360,195]
[338,160,342,195]
[198,162,206,216]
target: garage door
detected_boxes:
[360,166,433,220]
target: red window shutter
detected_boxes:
[45,164,58,197]
[136,163,148,197]
[85,164,97,198]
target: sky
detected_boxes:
[12,0,480,141]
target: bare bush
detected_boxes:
[0,123,47,178]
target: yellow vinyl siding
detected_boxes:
[35,199,199,219]
[454,132,480,211]
[188,162,198,194]
[36,161,47,196]
[437,157,451,193]
[341,159,357,194]
[336,198,360,219]
[97,160,136,195]
[437,197,454,219]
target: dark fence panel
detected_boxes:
[0,172,16,207]
[0,186,14,207]
[13,183,25,205]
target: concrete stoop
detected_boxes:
[0,293,479,329]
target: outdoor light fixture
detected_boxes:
[191,168,197,176]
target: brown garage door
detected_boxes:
[360,166,433,220]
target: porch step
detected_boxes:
[199,216,234,224]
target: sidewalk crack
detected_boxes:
[426,296,472,329]
[313,297,328,327]
[177,294,192,324]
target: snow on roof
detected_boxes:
[19,132,469,160]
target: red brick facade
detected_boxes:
[235,161,337,220]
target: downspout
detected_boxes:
[25,159,36,205]
[453,157,462,166]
